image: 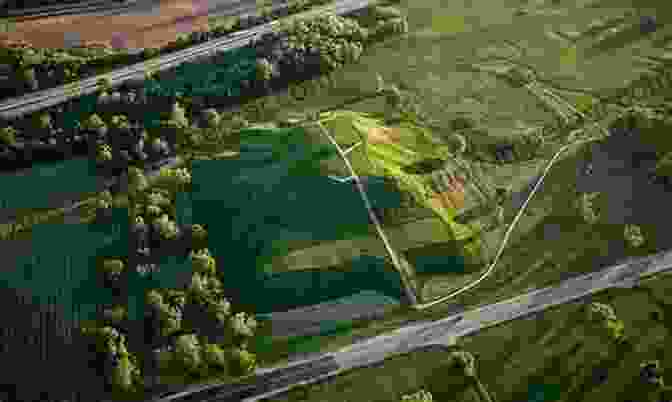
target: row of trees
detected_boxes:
[1,0,338,99]
[80,166,261,399]
[397,300,668,402]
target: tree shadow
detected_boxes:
[585,19,662,58]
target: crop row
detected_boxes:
[0,0,337,100]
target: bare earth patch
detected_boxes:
[0,0,214,49]
[366,126,402,144]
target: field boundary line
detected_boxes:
[413,85,611,310]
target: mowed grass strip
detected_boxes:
[263,274,672,402]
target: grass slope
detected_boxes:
[264,272,672,402]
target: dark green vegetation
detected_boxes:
[0,4,419,401]
[7,0,672,400]
[0,6,405,235]
[265,274,672,402]
[0,0,347,100]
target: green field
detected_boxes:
[207,0,672,396]
[265,272,672,402]
[9,0,672,399]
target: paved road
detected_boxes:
[0,0,371,119]
[150,247,672,402]
[2,0,291,50]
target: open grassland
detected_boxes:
[227,0,672,370]
[263,272,672,402]
[8,0,672,396]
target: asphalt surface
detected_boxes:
[3,0,142,19]
[151,247,672,402]
[0,0,372,119]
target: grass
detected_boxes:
[263,272,672,402]
[222,0,672,376]
[11,0,672,398]
[270,217,455,273]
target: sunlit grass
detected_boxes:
[430,14,470,35]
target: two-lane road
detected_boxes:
[1,0,290,49]
[150,248,672,402]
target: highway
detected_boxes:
[0,0,372,120]
[2,0,141,20]
[148,247,672,402]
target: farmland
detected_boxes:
[3,0,672,400]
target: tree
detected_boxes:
[639,360,672,402]
[401,389,434,402]
[624,224,645,248]
[99,259,125,290]
[127,167,149,198]
[255,57,274,82]
[0,126,17,146]
[20,66,38,91]
[200,109,221,129]
[83,114,108,136]
[155,166,192,194]
[582,302,628,359]
[173,333,203,375]
[96,143,113,164]
[169,101,190,128]
[97,77,113,94]
[576,192,600,224]
[230,312,258,347]
[79,326,143,394]
[446,133,468,154]
[384,84,403,110]
[229,345,257,376]
[152,213,179,240]
[446,350,495,402]
[202,343,228,371]
[33,112,53,135]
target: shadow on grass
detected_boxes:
[585,21,661,58]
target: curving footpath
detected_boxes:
[411,76,612,310]
[146,247,672,402]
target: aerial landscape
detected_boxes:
[1,0,672,401]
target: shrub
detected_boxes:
[255,58,274,82]
[142,47,161,59]
[96,143,113,163]
[0,126,17,145]
[102,305,127,326]
[174,333,203,373]
[200,109,221,129]
[624,224,645,248]
[202,343,228,369]
[402,389,434,402]
[576,192,600,224]
[154,348,176,372]
[20,66,38,91]
[83,113,107,133]
[33,112,53,130]
[230,312,258,342]
[153,214,179,240]
[190,248,216,276]
[229,346,257,376]
[170,101,190,128]
[97,76,113,93]
[100,259,124,278]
